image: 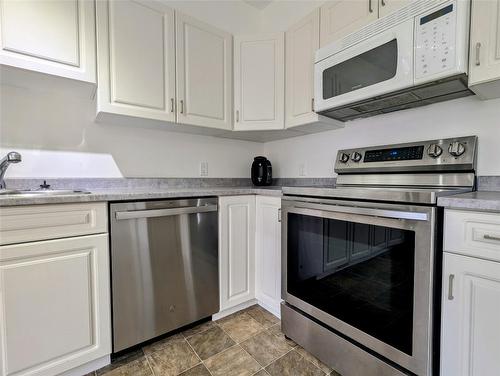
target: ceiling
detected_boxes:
[242,0,273,10]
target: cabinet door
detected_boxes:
[320,0,378,47]
[0,234,111,376]
[440,253,500,376]
[219,196,256,311]
[255,196,281,316]
[285,9,320,128]
[176,13,232,130]
[234,33,284,131]
[469,0,500,99]
[0,0,95,83]
[96,0,176,122]
[378,0,413,18]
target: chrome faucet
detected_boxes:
[0,152,22,189]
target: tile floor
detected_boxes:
[90,305,342,376]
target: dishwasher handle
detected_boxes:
[115,204,218,220]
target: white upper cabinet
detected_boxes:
[378,0,413,18]
[96,0,176,122]
[468,0,500,99]
[285,9,343,132]
[234,33,285,131]
[176,14,232,130]
[0,0,96,84]
[285,9,319,128]
[320,0,378,47]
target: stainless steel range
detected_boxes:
[280,136,477,376]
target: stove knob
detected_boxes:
[427,144,443,158]
[448,141,466,157]
[338,152,349,163]
[351,152,362,162]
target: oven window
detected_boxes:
[287,213,415,355]
[322,39,398,100]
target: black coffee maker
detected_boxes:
[251,156,272,186]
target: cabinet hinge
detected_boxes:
[278,209,282,222]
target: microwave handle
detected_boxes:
[291,204,428,221]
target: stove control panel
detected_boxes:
[335,136,477,173]
[363,146,424,162]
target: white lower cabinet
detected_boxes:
[0,234,111,376]
[440,209,500,376]
[218,195,283,317]
[255,196,282,316]
[219,196,256,311]
[440,253,500,376]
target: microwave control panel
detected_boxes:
[414,2,457,80]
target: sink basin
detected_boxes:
[0,189,91,196]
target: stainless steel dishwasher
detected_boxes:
[110,197,219,352]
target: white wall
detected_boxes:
[258,0,325,32]
[0,85,263,178]
[264,96,500,177]
[163,0,260,33]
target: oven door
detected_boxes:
[314,19,414,112]
[282,197,437,376]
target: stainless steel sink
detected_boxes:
[0,189,91,196]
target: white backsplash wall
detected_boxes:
[0,85,263,178]
[264,96,500,178]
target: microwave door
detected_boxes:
[314,19,414,113]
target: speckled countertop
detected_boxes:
[0,187,283,207]
[438,191,500,212]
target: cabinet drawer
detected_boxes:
[444,209,500,262]
[0,203,107,245]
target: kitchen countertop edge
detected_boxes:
[0,187,283,207]
[437,191,500,212]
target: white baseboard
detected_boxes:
[60,355,110,376]
[212,299,257,320]
[212,298,283,321]
[257,298,282,319]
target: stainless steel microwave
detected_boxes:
[314,0,472,121]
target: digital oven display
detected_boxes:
[364,146,424,162]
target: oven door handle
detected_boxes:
[291,204,428,221]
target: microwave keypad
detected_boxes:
[415,3,456,80]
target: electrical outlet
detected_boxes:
[200,161,208,177]
[299,163,306,177]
